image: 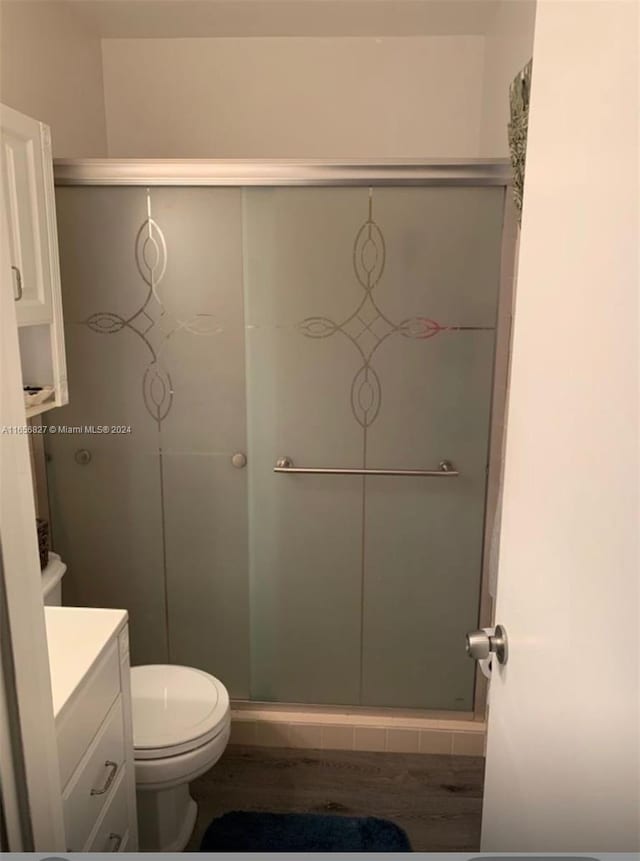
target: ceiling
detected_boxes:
[62,0,503,39]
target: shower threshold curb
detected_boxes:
[229,704,486,757]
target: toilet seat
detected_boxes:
[134,723,231,789]
[131,664,230,760]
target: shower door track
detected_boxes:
[53,158,511,187]
[53,158,517,724]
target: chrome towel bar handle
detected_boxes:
[274,457,459,477]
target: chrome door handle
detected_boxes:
[107,832,123,851]
[90,760,118,795]
[465,625,508,665]
[11,266,22,301]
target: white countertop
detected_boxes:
[45,606,127,717]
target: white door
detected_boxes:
[1,104,55,325]
[481,0,639,851]
[0,166,65,848]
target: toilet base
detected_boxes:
[136,783,198,851]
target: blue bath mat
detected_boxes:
[200,811,412,852]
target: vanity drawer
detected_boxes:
[57,639,121,786]
[63,695,125,851]
[84,768,131,852]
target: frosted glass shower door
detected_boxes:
[47,187,250,696]
[244,186,505,709]
[49,180,505,712]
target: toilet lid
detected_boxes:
[131,665,229,757]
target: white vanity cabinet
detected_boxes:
[1,103,68,417]
[45,607,138,852]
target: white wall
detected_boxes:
[101,36,486,158]
[0,0,535,160]
[479,0,537,156]
[0,0,107,156]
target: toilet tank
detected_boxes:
[41,552,67,606]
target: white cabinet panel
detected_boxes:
[49,613,138,853]
[62,696,126,852]
[56,640,120,787]
[84,769,131,852]
[1,105,54,325]
[1,103,68,413]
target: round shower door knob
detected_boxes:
[465,624,508,665]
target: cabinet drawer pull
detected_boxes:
[107,832,123,851]
[11,266,23,301]
[90,760,118,795]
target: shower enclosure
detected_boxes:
[46,161,511,714]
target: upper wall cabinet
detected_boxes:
[1,104,68,416]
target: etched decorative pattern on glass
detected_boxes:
[76,189,223,664]
[298,190,492,430]
[83,190,218,426]
[246,188,502,709]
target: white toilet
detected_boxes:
[131,664,231,852]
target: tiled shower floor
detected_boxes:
[186,745,485,851]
